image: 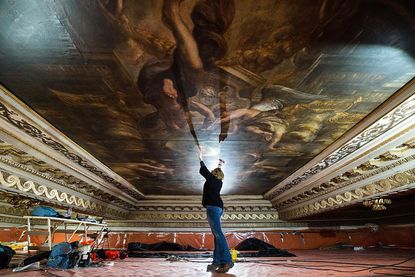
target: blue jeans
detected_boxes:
[206,205,231,264]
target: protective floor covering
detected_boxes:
[1,249,415,276]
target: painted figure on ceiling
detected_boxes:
[220,85,331,149]
[96,0,378,192]
[137,0,235,133]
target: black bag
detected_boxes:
[235,238,296,257]
[0,245,15,269]
[127,241,198,251]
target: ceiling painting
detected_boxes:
[1,0,415,195]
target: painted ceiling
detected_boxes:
[1,0,415,196]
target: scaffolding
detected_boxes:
[24,216,107,254]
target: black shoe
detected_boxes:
[206,263,219,272]
[216,262,234,273]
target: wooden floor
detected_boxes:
[1,248,415,276]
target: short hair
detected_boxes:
[211,168,224,180]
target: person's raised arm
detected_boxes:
[162,0,203,72]
[199,160,212,179]
[198,149,212,179]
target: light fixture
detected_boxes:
[363,198,392,211]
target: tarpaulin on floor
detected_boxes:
[2,249,415,277]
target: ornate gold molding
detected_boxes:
[0,140,134,209]
[0,170,95,210]
[280,168,415,219]
[127,205,280,229]
[113,205,295,229]
[0,198,286,230]
[275,140,415,209]
[128,212,279,222]
[107,220,303,229]
[0,214,297,229]
[0,170,127,219]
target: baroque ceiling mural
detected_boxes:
[1,0,415,197]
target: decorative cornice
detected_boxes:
[280,168,415,219]
[132,205,275,212]
[0,213,303,230]
[126,205,280,229]
[129,211,279,222]
[0,201,288,230]
[0,140,134,209]
[0,170,127,219]
[275,140,415,209]
[106,220,301,229]
[265,91,415,200]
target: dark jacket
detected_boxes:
[199,161,223,209]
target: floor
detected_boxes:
[1,249,415,276]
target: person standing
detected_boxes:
[198,151,233,273]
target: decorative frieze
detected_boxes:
[129,211,278,222]
[0,170,127,219]
[0,140,134,209]
[126,205,280,229]
[275,140,415,210]
[106,220,304,229]
[280,168,415,219]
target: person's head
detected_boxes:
[211,167,224,180]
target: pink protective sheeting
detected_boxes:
[0,228,24,242]
[125,232,175,245]
[2,227,415,251]
[107,233,126,249]
[1,249,415,277]
[175,233,207,249]
[118,227,415,250]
